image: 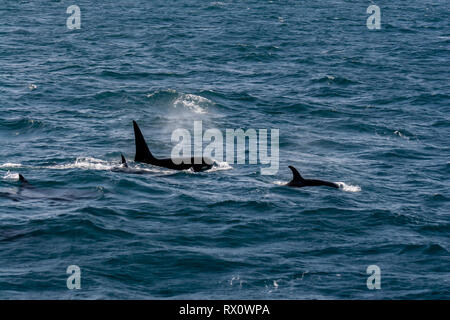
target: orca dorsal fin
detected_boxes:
[288,166,304,182]
[133,120,155,163]
[18,174,28,184]
[121,154,128,168]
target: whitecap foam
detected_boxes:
[44,157,174,174]
[0,163,23,168]
[45,157,115,171]
[173,94,212,114]
[146,88,177,98]
[114,165,171,175]
[273,180,361,192]
[177,161,232,174]
[394,130,410,140]
[207,161,233,172]
[336,182,361,192]
[3,171,19,181]
[273,180,287,186]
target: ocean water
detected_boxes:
[0,0,449,299]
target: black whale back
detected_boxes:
[132,120,213,172]
[133,120,156,163]
[287,166,339,189]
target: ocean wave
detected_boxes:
[42,157,178,175]
[399,243,448,255]
[0,118,45,132]
[394,130,412,140]
[2,171,19,181]
[146,89,214,114]
[0,163,23,168]
[311,75,359,86]
[204,2,228,10]
[1,157,232,175]
[98,70,152,80]
[335,182,361,192]
[173,93,212,114]
[45,157,115,171]
[207,161,233,172]
[431,120,450,128]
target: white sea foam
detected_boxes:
[146,89,213,114]
[173,93,212,114]
[43,157,173,174]
[3,171,19,181]
[146,88,176,98]
[394,130,410,140]
[114,165,171,175]
[180,161,232,174]
[3,157,230,174]
[273,180,361,192]
[208,161,233,172]
[45,157,114,170]
[0,163,23,168]
[335,182,361,192]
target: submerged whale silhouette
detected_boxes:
[0,174,32,201]
[0,174,99,202]
[286,166,339,189]
[133,120,213,172]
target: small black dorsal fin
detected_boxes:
[133,120,155,163]
[121,154,128,168]
[18,174,28,183]
[288,166,304,182]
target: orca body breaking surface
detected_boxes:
[0,174,99,202]
[111,154,157,175]
[286,166,339,189]
[133,120,213,172]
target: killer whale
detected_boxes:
[111,153,155,174]
[286,166,339,189]
[110,153,131,172]
[133,120,213,172]
[0,173,31,201]
[121,154,128,168]
[18,174,28,184]
[0,174,99,201]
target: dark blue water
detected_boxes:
[1,0,449,299]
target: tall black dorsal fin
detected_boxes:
[18,174,28,183]
[133,120,155,163]
[121,154,128,168]
[288,166,304,182]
